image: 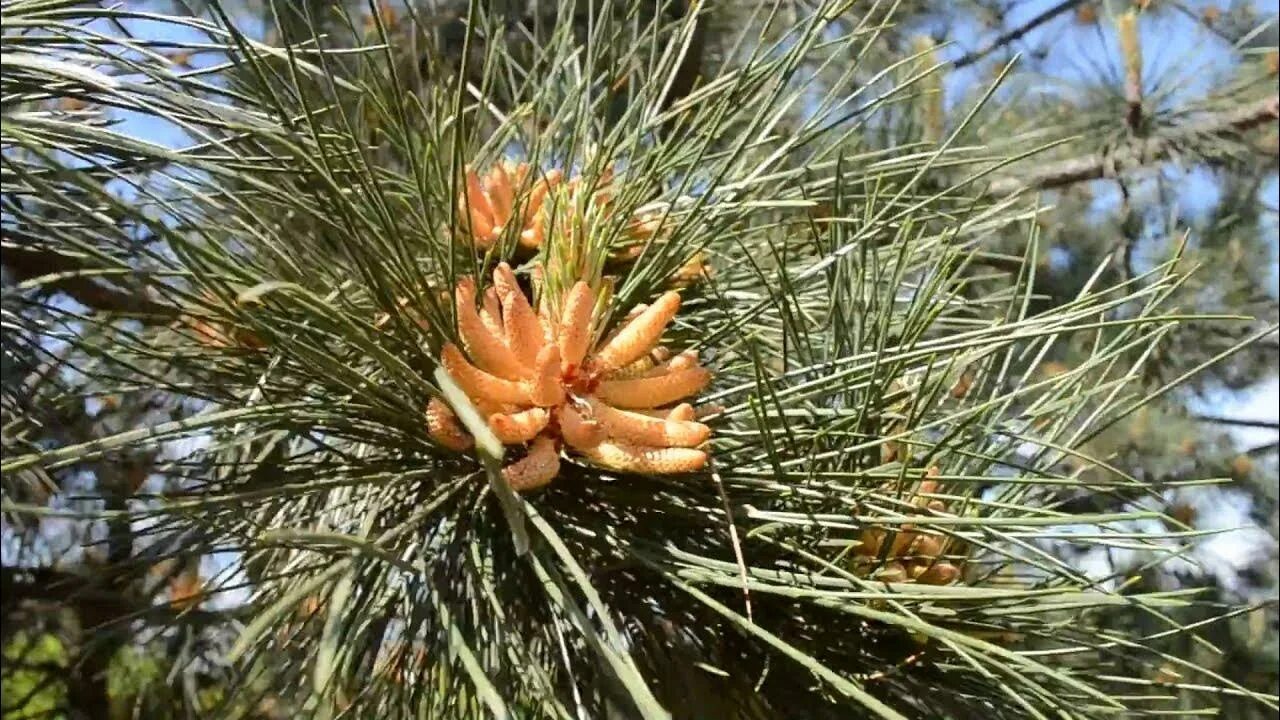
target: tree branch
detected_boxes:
[1191,414,1280,430]
[660,0,706,118]
[987,96,1280,196]
[952,0,1085,69]
[1,565,242,630]
[1,566,138,619]
[1,245,179,321]
[1245,440,1280,457]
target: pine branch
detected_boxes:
[1,245,179,321]
[1191,414,1280,430]
[659,0,705,129]
[951,0,1086,69]
[0,565,239,627]
[987,95,1280,196]
[1245,441,1280,456]
[1,566,136,615]
[4,3,1268,714]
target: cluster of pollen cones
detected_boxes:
[458,161,563,251]
[853,468,963,585]
[427,262,712,492]
[458,161,711,286]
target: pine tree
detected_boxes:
[2,1,1276,718]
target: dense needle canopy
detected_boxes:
[0,1,1276,718]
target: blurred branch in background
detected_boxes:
[1,244,179,320]
[988,95,1279,196]
[952,0,1087,69]
[1193,414,1280,430]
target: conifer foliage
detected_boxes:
[1,1,1276,718]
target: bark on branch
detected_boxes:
[1,244,179,321]
[986,96,1280,196]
